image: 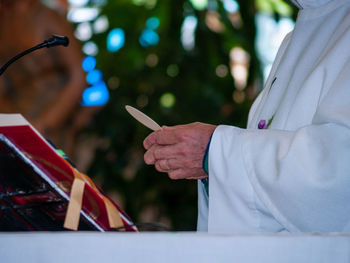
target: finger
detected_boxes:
[144,145,157,164]
[156,159,171,170]
[145,143,190,165]
[168,167,205,180]
[143,132,157,150]
[152,143,186,160]
[156,157,203,170]
[155,161,169,173]
[187,174,208,180]
[154,129,181,145]
[143,128,179,149]
[168,169,191,180]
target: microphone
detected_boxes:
[0,35,70,76]
[43,35,69,48]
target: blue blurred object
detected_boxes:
[82,56,97,72]
[146,17,160,30]
[81,81,110,106]
[86,69,103,85]
[222,0,239,13]
[107,28,125,52]
[139,29,159,47]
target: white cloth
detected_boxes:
[2,232,350,263]
[198,0,350,233]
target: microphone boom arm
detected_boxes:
[0,35,69,76]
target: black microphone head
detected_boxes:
[45,35,69,48]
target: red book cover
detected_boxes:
[0,114,135,231]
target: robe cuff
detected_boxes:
[207,125,260,233]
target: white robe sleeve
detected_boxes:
[197,181,209,232]
[207,59,350,233]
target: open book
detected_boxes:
[0,114,135,231]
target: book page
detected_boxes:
[0,114,28,127]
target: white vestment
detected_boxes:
[198,0,350,233]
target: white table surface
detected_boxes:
[1,232,350,263]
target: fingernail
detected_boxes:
[145,155,154,164]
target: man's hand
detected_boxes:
[143,122,216,179]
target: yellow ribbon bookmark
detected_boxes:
[64,168,124,231]
[63,174,85,230]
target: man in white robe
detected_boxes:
[143,0,350,233]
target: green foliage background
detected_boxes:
[85,0,295,231]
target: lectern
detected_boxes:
[0,114,135,232]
